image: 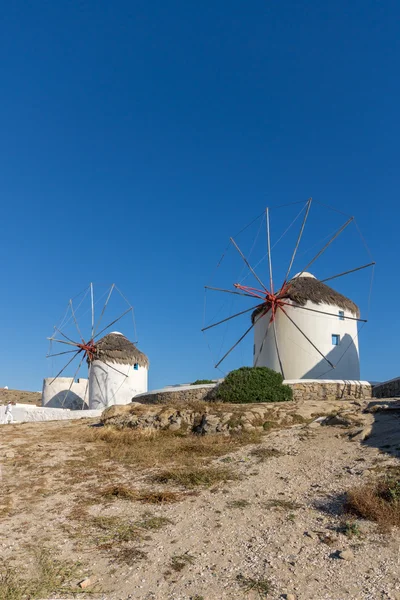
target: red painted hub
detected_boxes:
[77,340,97,362]
[234,283,291,323]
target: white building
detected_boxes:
[253,272,360,380]
[88,332,149,410]
[42,377,89,409]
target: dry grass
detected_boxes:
[80,426,261,468]
[345,469,400,529]
[89,512,172,553]
[226,499,250,509]
[100,485,189,504]
[250,447,283,462]
[151,466,239,488]
[169,552,196,572]
[262,499,302,510]
[114,546,148,566]
[236,573,271,597]
[0,549,81,600]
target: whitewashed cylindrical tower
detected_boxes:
[253,273,360,380]
[88,332,149,410]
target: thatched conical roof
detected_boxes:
[252,272,360,322]
[93,332,149,368]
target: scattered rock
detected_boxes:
[78,576,96,589]
[350,425,372,442]
[5,451,15,459]
[323,415,353,427]
[337,549,354,561]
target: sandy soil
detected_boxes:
[0,400,399,600]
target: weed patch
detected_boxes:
[345,469,400,529]
[152,467,239,488]
[262,499,302,510]
[250,447,283,462]
[226,499,250,509]
[0,549,81,600]
[340,520,361,538]
[170,552,196,572]
[236,573,271,597]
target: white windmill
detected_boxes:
[44,283,148,410]
[203,198,375,380]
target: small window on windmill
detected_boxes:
[338,310,344,321]
[332,334,340,346]
[134,363,139,370]
[253,344,255,355]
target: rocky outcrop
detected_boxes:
[101,398,371,434]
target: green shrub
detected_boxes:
[212,367,292,404]
[191,379,214,385]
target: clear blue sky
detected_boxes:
[0,1,398,391]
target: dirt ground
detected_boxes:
[0,399,399,600]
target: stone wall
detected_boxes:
[372,377,400,399]
[134,380,373,405]
[134,384,215,405]
[284,379,372,401]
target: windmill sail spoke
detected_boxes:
[60,353,86,408]
[320,262,376,284]
[202,303,265,332]
[47,337,80,348]
[49,350,82,384]
[280,307,334,368]
[93,307,132,341]
[215,321,256,368]
[283,198,312,285]
[295,217,354,281]
[104,362,130,377]
[254,318,270,367]
[90,282,95,340]
[53,327,78,345]
[281,302,367,323]
[46,349,80,358]
[230,237,269,293]
[266,207,274,293]
[272,314,285,377]
[205,286,259,299]
[93,284,115,337]
[69,299,85,343]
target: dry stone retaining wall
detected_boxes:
[285,380,372,402]
[134,384,215,405]
[372,377,400,399]
[134,380,372,405]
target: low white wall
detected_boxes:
[42,377,89,409]
[0,404,101,424]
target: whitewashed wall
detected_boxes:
[42,377,89,409]
[0,403,101,424]
[89,362,148,410]
[253,300,360,380]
